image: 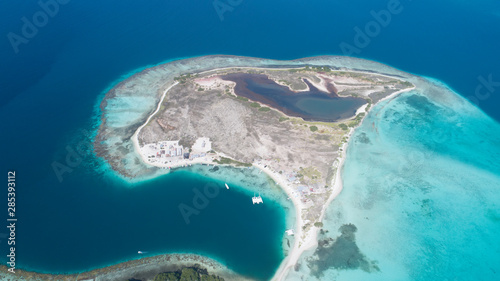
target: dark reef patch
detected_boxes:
[356,132,371,144]
[307,224,379,278]
[404,94,440,116]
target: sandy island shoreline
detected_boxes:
[270,85,415,280]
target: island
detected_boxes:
[91,56,416,280]
[3,53,497,281]
[0,56,425,281]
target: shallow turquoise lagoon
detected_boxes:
[289,86,500,281]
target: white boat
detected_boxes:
[138,251,143,254]
[225,183,229,189]
[252,193,263,204]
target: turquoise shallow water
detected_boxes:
[289,85,500,280]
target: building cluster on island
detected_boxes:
[140,137,323,207]
[140,137,213,167]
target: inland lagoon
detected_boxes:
[220,73,367,122]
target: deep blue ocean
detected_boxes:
[1,0,499,280]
